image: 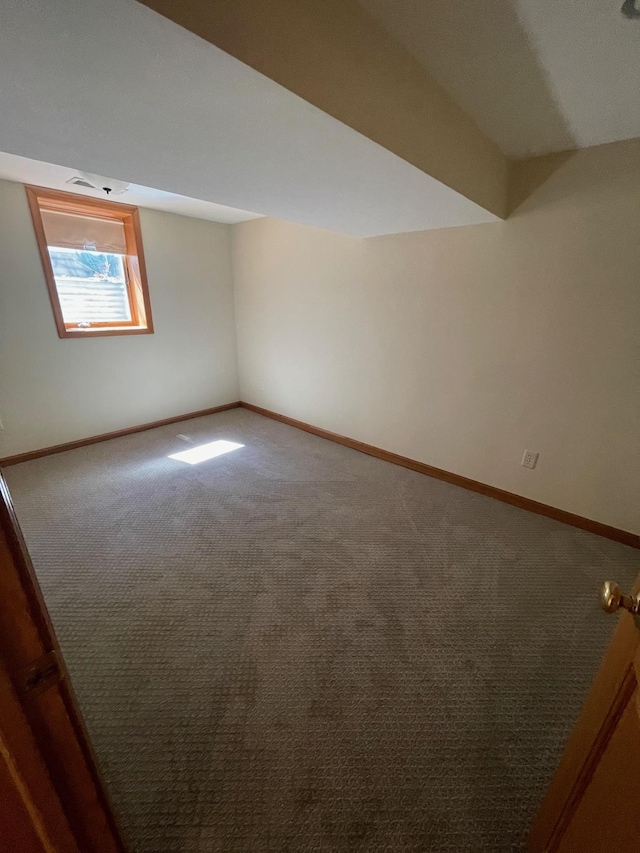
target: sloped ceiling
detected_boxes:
[359,0,640,159]
[0,0,498,236]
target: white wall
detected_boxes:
[0,179,239,457]
[232,140,640,534]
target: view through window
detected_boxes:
[48,248,131,326]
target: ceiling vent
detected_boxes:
[65,172,130,196]
[66,177,95,189]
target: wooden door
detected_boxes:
[0,473,126,852]
[529,573,640,852]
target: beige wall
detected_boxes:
[2,140,638,533]
[0,179,239,457]
[232,139,640,534]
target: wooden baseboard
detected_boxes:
[2,398,636,549]
[240,402,640,550]
[0,402,241,467]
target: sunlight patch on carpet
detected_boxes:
[168,440,244,465]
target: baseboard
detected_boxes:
[0,402,241,467]
[2,399,636,549]
[240,402,640,550]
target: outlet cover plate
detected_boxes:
[521,450,539,469]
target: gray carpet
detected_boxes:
[4,408,638,852]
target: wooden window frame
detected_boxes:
[26,185,154,339]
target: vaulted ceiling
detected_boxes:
[0,0,499,237]
[359,0,640,159]
[1,0,635,237]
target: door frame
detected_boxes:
[0,472,126,851]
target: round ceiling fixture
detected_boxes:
[621,0,640,19]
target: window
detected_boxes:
[26,186,153,338]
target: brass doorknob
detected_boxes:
[600,580,640,615]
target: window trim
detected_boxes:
[26,185,154,339]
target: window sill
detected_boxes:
[60,326,154,339]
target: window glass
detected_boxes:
[48,248,131,325]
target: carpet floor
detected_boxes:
[5,408,638,852]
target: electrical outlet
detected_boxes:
[521,450,539,470]
[0,414,3,430]
[259,380,265,391]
